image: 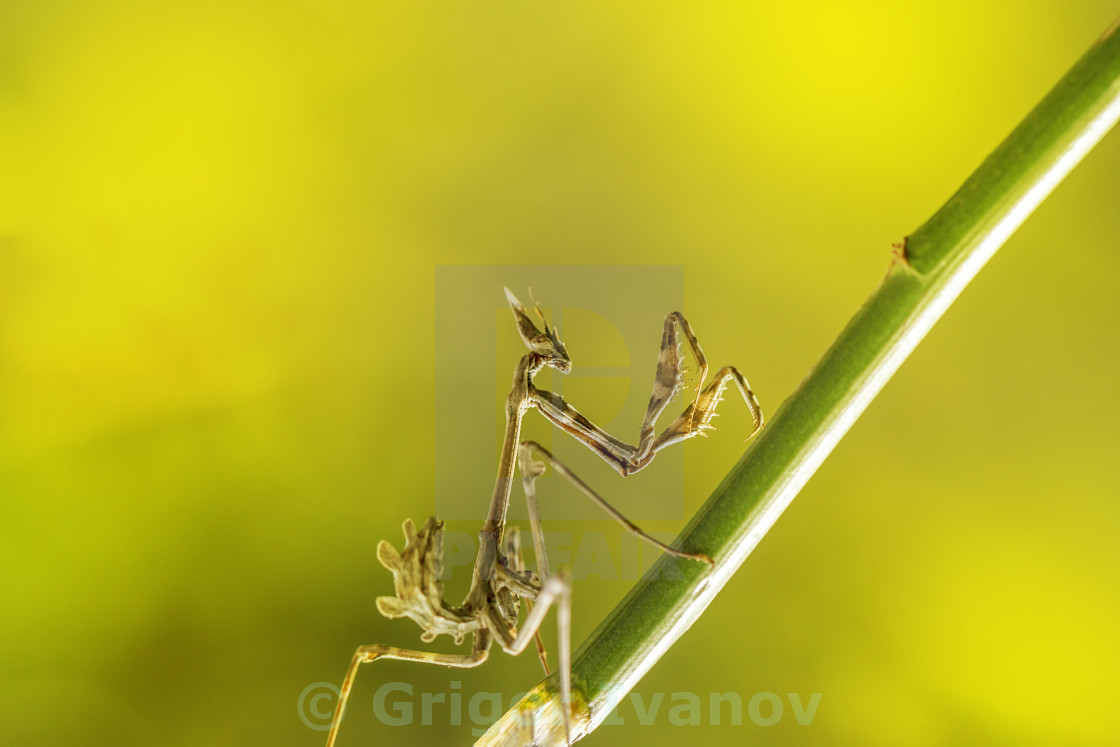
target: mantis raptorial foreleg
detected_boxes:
[635,311,708,463]
[642,365,764,457]
[529,361,762,477]
[524,310,761,480]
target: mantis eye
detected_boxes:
[531,336,556,354]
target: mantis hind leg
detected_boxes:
[503,526,551,675]
[487,570,576,746]
[518,439,714,568]
[325,635,490,747]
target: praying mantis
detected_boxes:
[325,288,764,746]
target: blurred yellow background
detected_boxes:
[2,2,1119,745]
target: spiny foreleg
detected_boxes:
[631,365,763,468]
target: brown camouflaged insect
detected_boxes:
[325,288,763,746]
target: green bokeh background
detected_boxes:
[3,2,1119,745]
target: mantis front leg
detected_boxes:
[526,311,700,474]
[526,313,761,477]
[635,311,708,463]
[528,311,763,476]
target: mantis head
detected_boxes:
[504,287,571,373]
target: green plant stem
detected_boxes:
[478,20,1120,745]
